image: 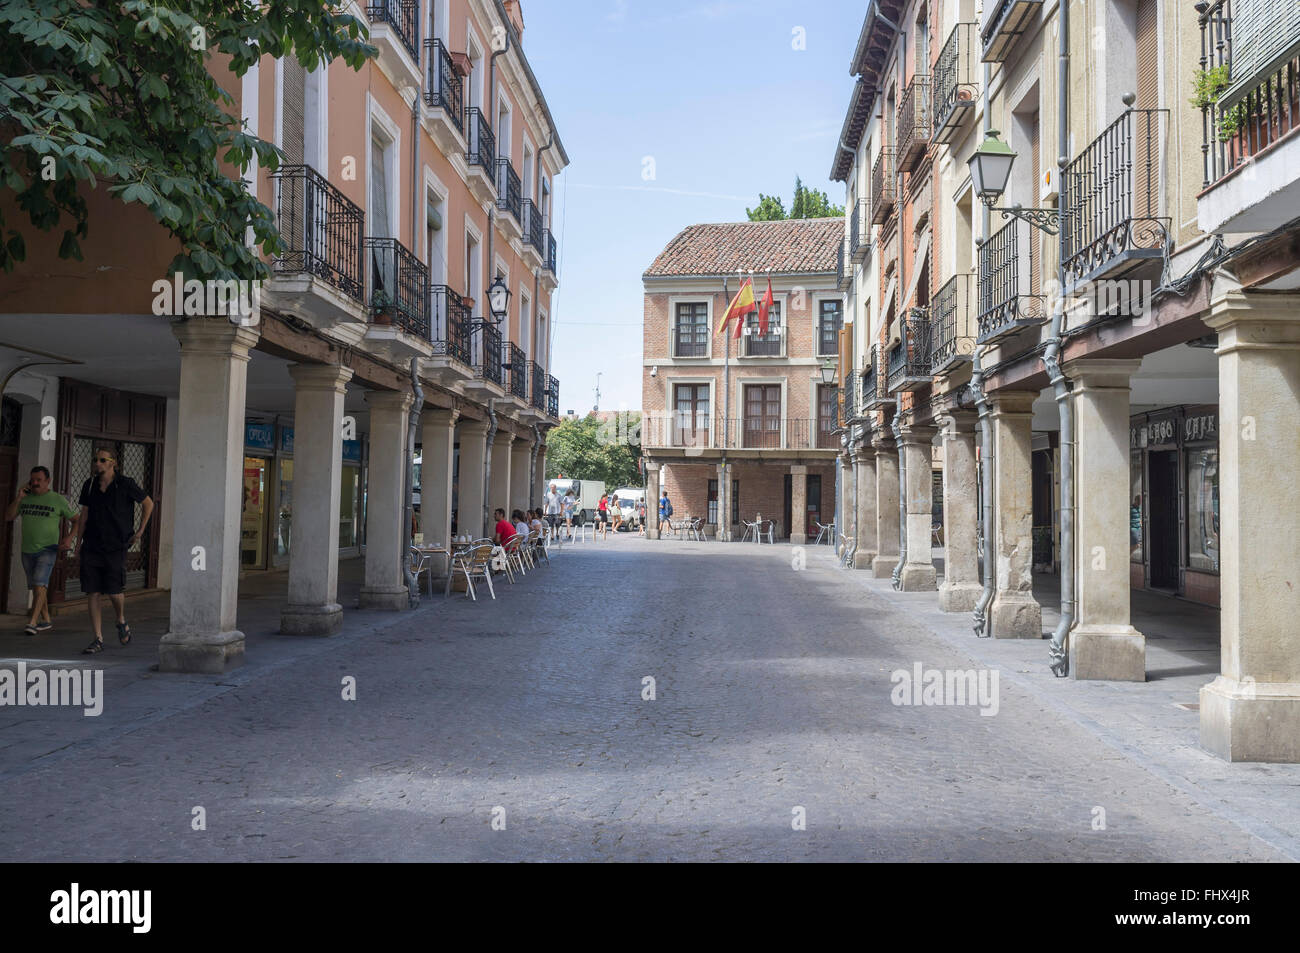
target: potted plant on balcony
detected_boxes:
[1190,65,1249,146]
[372,289,394,325]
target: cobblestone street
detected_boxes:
[0,535,1292,862]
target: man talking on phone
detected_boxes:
[4,466,78,635]
[69,447,153,654]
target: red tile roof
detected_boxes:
[643,218,843,278]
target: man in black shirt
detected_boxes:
[69,447,154,654]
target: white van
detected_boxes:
[611,487,646,530]
[548,478,605,524]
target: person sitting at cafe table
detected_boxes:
[493,508,516,546]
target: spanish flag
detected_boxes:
[757,275,774,337]
[717,277,756,335]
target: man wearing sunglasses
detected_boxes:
[68,448,153,654]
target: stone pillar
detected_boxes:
[510,438,531,515]
[840,452,856,550]
[853,447,877,569]
[899,425,938,590]
[1065,359,1144,679]
[790,464,808,544]
[872,433,900,578]
[359,389,412,610]
[457,418,489,538]
[159,318,257,672]
[421,407,458,551]
[989,391,1042,639]
[281,363,353,636]
[716,462,732,541]
[490,432,514,518]
[1200,292,1300,762]
[645,461,660,539]
[939,411,982,611]
[534,445,547,508]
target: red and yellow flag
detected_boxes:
[717,278,755,335]
[757,276,774,337]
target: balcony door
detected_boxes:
[743,384,781,449]
[818,384,838,448]
[673,383,709,448]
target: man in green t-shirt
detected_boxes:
[4,465,77,635]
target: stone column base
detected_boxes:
[854,549,877,571]
[990,592,1042,639]
[938,582,982,612]
[281,603,343,636]
[871,555,898,578]
[791,532,807,545]
[359,586,410,611]
[1200,675,1300,763]
[158,630,245,674]
[899,565,937,591]
[1070,624,1145,681]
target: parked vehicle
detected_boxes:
[612,487,646,530]
[548,478,605,524]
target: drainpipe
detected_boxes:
[403,356,423,606]
[485,26,511,275]
[972,60,996,638]
[890,395,906,590]
[529,422,541,510]
[1047,0,1075,675]
[483,399,499,535]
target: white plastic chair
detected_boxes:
[814,521,835,546]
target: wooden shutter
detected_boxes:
[1223,0,1300,107]
[1029,111,1040,296]
[1136,0,1158,113]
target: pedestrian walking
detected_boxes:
[544,483,562,534]
[637,499,647,536]
[596,493,609,539]
[562,490,576,539]
[658,491,673,537]
[609,493,622,533]
[4,466,78,635]
[69,447,153,653]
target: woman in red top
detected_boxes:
[596,494,609,540]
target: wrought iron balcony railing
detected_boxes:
[464,106,496,174]
[929,273,975,372]
[850,197,872,261]
[887,307,933,392]
[528,361,546,410]
[364,237,429,337]
[981,0,1043,63]
[898,76,931,170]
[1197,0,1300,188]
[430,285,472,364]
[366,0,419,61]
[862,344,890,410]
[1062,107,1169,289]
[977,218,1046,344]
[545,230,557,274]
[934,23,978,144]
[270,164,365,303]
[521,199,543,256]
[506,342,527,399]
[495,157,521,223]
[872,149,896,223]
[840,370,859,425]
[474,322,503,385]
[546,375,559,418]
[423,39,464,132]
[717,418,840,451]
[836,237,849,289]
[640,414,713,451]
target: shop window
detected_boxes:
[1186,448,1219,572]
[1130,454,1143,564]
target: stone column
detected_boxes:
[359,389,413,610]
[939,411,982,611]
[716,462,732,541]
[645,461,660,539]
[421,407,458,551]
[840,452,856,550]
[281,363,353,635]
[457,418,489,538]
[510,438,531,515]
[872,433,900,578]
[989,391,1042,639]
[899,424,938,590]
[1065,359,1144,679]
[490,432,514,518]
[159,318,257,673]
[853,447,877,569]
[534,445,547,508]
[790,464,808,544]
[1200,292,1300,762]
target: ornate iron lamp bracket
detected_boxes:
[979,195,1060,235]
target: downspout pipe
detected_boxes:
[483,399,499,536]
[890,396,906,590]
[1048,0,1075,675]
[403,357,424,607]
[529,422,541,510]
[972,59,996,638]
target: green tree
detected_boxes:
[746,176,844,221]
[0,0,374,276]
[545,412,642,489]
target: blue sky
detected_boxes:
[523,0,862,413]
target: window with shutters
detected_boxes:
[743,384,781,449]
[817,299,842,356]
[673,383,710,447]
[818,385,838,448]
[673,302,709,357]
[743,302,782,356]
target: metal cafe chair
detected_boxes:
[446,543,496,601]
[758,519,775,544]
[814,521,835,546]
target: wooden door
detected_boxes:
[743,384,781,449]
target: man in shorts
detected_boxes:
[4,465,77,635]
[70,447,153,654]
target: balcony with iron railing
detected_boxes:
[545,230,557,275]
[872,149,896,223]
[640,413,714,451]
[887,308,933,393]
[430,285,473,365]
[1197,0,1300,232]
[465,106,496,174]
[366,0,420,65]
[721,418,841,451]
[506,342,527,400]
[981,0,1043,63]
[977,218,1047,344]
[929,273,975,373]
[423,39,465,134]
[521,199,544,264]
[473,322,503,386]
[546,375,559,418]
[268,164,366,308]
[526,361,547,411]
[840,370,859,425]
[1062,107,1169,291]
[495,157,521,228]
[364,237,430,348]
[897,76,931,171]
[934,23,978,144]
[861,344,890,410]
[850,197,872,262]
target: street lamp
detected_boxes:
[487,276,510,325]
[820,358,837,386]
[967,129,1060,235]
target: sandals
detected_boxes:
[82,638,104,655]
[116,621,131,646]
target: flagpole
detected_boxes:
[721,271,736,542]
